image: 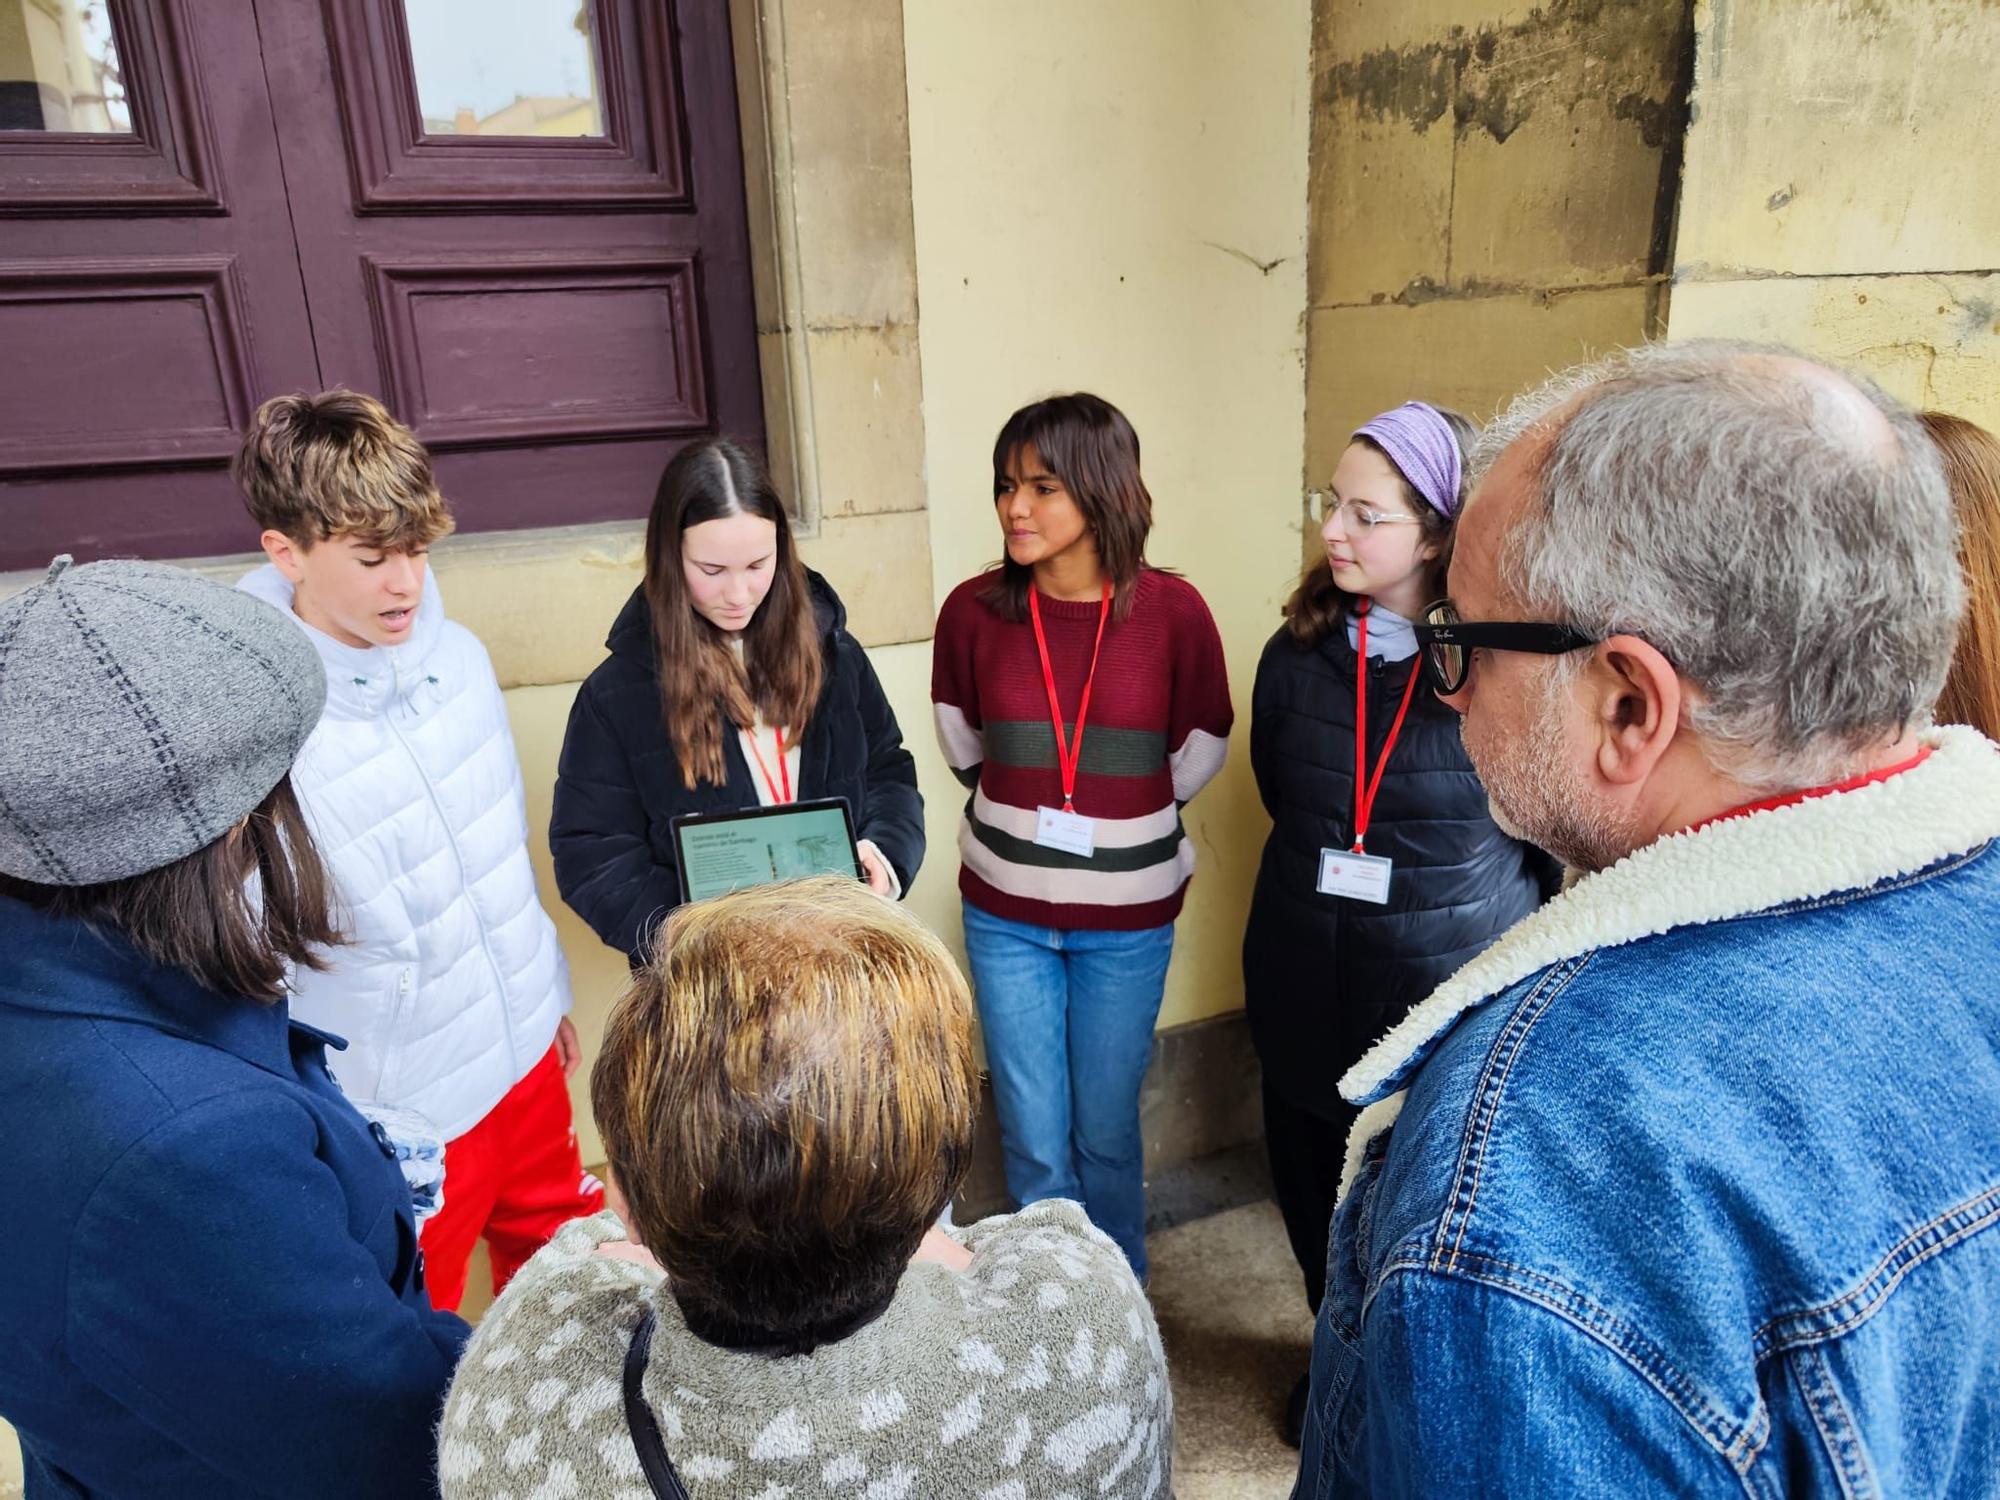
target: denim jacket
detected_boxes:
[1295,726,2000,1499]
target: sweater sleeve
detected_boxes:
[67,1094,468,1500]
[1166,581,1234,804]
[930,583,986,790]
[549,676,681,964]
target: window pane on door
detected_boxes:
[0,0,131,133]
[404,0,604,138]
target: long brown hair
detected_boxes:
[645,437,823,789]
[1922,410,2000,739]
[981,392,1154,623]
[0,777,340,1003]
[1283,409,1476,647]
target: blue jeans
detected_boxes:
[960,901,1175,1279]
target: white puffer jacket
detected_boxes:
[239,564,570,1140]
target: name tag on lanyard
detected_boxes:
[1027,581,1113,861]
[1034,805,1097,857]
[1320,604,1419,905]
[1318,848,1392,904]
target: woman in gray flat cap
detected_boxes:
[0,557,469,1500]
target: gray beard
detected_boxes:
[1472,683,1639,875]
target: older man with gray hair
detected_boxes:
[1292,341,2000,1498]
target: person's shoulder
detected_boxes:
[570,637,656,715]
[441,1217,655,1496]
[447,1216,654,1398]
[960,1199,1161,1345]
[432,616,500,681]
[938,572,1002,627]
[1254,619,1322,680]
[1138,569,1222,638]
[1139,568,1212,612]
[66,1069,318,1223]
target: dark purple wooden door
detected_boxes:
[0,1,323,566]
[253,0,763,536]
[0,0,762,569]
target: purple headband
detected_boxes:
[1354,401,1462,519]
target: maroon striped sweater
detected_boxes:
[931,568,1234,930]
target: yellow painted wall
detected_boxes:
[1667,0,2000,428]
[902,0,1312,1031]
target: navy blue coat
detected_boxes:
[551,571,924,963]
[0,894,469,1499]
[1244,624,1561,1117]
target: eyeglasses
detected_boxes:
[1308,491,1424,537]
[1413,598,1600,695]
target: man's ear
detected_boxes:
[260,529,308,584]
[1585,634,1681,786]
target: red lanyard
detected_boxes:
[745,725,793,805]
[1028,580,1113,814]
[1687,745,1932,833]
[1353,602,1422,853]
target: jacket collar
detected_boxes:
[237,562,447,720]
[0,895,318,1079]
[1338,724,2000,1191]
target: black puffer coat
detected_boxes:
[1243,621,1561,1118]
[551,572,923,963]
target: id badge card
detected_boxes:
[1319,848,1392,904]
[1035,806,1097,858]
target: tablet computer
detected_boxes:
[671,798,862,904]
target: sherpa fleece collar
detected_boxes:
[1336,724,2000,1195]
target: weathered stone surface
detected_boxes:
[1669,273,2000,432]
[1310,0,1694,308]
[1306,287,1658,482]
[1676,0,2000,280]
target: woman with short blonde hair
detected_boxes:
[441,877,1173,1499]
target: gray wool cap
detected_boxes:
[0,555,327,885]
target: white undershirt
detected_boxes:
[728,638,898,896]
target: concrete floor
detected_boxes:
[1150,1197,1316,1500]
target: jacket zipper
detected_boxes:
[382,650,523,1087]
[378,965,417,1098]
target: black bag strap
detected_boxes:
[623,1309,693,1500]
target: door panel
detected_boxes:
[0,0,320,568]
[257,0,762,534]
[363,251,709,445]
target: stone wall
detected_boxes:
[1306,0,1694,490]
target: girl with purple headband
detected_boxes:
[1242,400,1563,1445]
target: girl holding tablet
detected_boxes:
[931,392,1233,1279]
[553,437,924,965]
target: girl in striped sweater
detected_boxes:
[931,392,1233,1278]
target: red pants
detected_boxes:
[419,1045,604,1312]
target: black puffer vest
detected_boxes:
[1242,620,1560,1118]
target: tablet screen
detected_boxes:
[674,801,860,903]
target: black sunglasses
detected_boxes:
[1413,600,1600,695]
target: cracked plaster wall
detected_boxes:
[1667,0,2000,431]
[1305,0,1694,490]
